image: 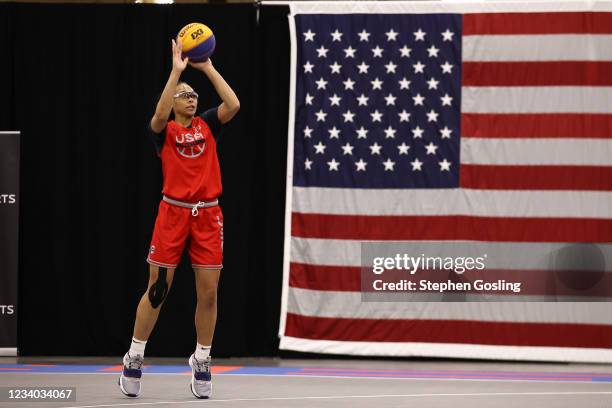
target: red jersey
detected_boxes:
[150,108,223,202]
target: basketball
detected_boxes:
[177,23,216,62]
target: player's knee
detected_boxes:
[148,267,170,309]
[197,288,217,309]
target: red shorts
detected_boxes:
[147,200,223,269]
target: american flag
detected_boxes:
[279,5,612,362]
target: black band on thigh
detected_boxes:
[148,267,168,309]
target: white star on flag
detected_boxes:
[329,94,341,106]
[356,127,368,139]
[342,110,355,123]
[355,159,367,171]
[440,94,453,106]
[385,29,399,41]
[441,28,454,41]
[385,61,397,73]
[314,141,326,154]
[440,126,453,138]
[370,110,383,122]
[329,61,342,74]
[357,94,369,106]
[425,142,439,155]
[397,142,410,155]
[303,61,314,73]
[427,77,440,90]
[399,45,412,57]
[412,126,424,138]
[398,110,410,122]
[304,158,312,170]
[343,110,355,122]
[305,93,313,105]
[383,158,395,171]
[327,158,340,170]
[371,46,384,57]
[413,28,426,41]
[413,93,425,106]
[369,142,382,155]
[343,78,355,90]
[303,126,313,138]
[384,93,396,106]
[315,110,327,122]
[427,45,440,57]
[357,62,370,74]
[427,109,439,122]
[441,61,454,73]
[398,78,411,89]
[358,29,370,42]
[439,158,451,171]
[411,158,423,171]
[341,142,354,155]
[303,30,315,42]
[316,46,328,58]
[344,46,356,58]
[371,78,383,90]
[413,61,425,73]
[328,126,341,138]
[331,29,343,41]
[316,77,328,90]
[384,126,396,138]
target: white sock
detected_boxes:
[129,337,147,357]
[195,343,211,360]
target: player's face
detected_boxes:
[173,84,198,118]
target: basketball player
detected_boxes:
[118,38,239,399]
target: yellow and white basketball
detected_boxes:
[177,23,216,62]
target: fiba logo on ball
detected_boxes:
[175,128,206,158]
[178,22,216,62]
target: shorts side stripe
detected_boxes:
[192,264,223,269]
[147,257,178,268]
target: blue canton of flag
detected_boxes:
[293,14,462,188]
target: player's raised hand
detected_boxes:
[189,58,213,73]
[172,38,189,73]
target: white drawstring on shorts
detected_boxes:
[191,202,207,217]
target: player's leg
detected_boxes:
[119,265,176,397]
[188,267,220,399]
[133,265,177,341]
[119,200,189,397]
[188,204,223,399]
[194,267,221,351]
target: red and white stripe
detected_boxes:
[282,2,612,362]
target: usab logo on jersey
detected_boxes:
[175,125,205,158]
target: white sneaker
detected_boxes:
[188,354,212,399]
[118,352,143,397]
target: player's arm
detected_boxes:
[190,59,240,124]
[150,39,189,133]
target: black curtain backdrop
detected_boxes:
[0,3,291,357]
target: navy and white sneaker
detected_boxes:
[188,354,212,399]
[118,352,143,397]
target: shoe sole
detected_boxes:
[190,383,210,399]
[118,377,140,398]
